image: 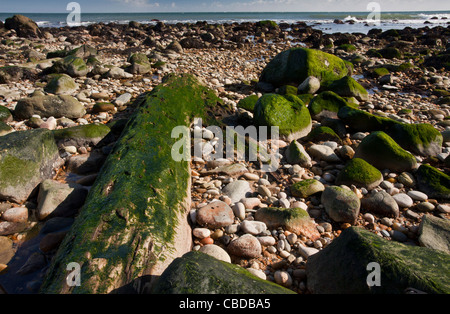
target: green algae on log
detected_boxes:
[40,74,223,294]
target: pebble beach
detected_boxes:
[0,13,449,295]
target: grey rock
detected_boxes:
[14,95,86,119]
[418,215,450,254]
[321,185,360,224]
[361,190,399,218]
[227,234,262,258]
[222,180,252,203]
[36,179,88,220]
[199,244,231,263]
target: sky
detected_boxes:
[0,0,449,13]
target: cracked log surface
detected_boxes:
[40,73,224,293]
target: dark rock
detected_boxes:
[4,14,42,38]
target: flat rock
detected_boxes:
[222,180,252,203]
[227,234,262,258]
[196,200,235,228]
[392,193,414,208]
[418,215,450,254]
[198,244,231,263]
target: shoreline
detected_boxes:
[0,14,449,294]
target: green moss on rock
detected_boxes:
[0,105,12,122]
[151,251,294,294]
[40,74,223,294]
[306,126,341,143]
[290,179,325,198]
[259,47,351,88]
[308,91,353,120]
[237,94,259,112]
[335,158,383,189]
[0,129,59,203]
[415,164,450,200]
[253,93,312,141]
[306,227,450,294]
[325,76,369,101]
[354,131,417,172]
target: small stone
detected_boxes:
[437,204,450,213]
[407,190,428,201]
[227,234,262,258]
[397,172,416,187]
[192,228,211,239]
[222,180,252,203]
[242,172,259,181]
[241,197,261,209]
[258,185,272,198]
[232,202,246,220]
[297,245,319,259]
[257,236,276,246]
[393,193,414,208]
[200,237,214,245]
[363,213,375,224]
[240,220,267,235]
[274,270,293,287]
[246,268,266,280]
[196,200,235,228]
[199,244,231,263]
[1,206,28,223]
[416,202,435,212]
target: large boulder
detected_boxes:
[418,215,450,254]
[0,66,38,84]
[325,76,369,101]
[127,53,151,74]
[4,14,42,38]
[335,158,383,190]
[52,123,111,148]
[259,47,352,88]
[321,186,360,224]
[49,55,89,77]
[253,93,312,141]
[354,131,417,172]
[151,251,295,294]
[14,95,86,120]
[44,74,79,95]
[0,129,60,203]
[308,91,352,121]
[385,123,443,157]
[306,227,450,294]
[414,164,450,200]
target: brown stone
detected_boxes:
[196,201,235,228]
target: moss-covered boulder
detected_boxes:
[335,158,383,190]
[14,95,86,120]
[44,73,79,95]
[52,123,111,148]
[306,126,341,143]
[0,105,12,123]
[284,140,312,167]
[0,121,12,136]
[0,129,60,203]
[151,251,295,294]
[378,47,402,59]
[40,74,224,294]
[337,105,396,132]
[354,131,417,172]
[253,93,312,141]
[0,66,38,83]
[237,94,259,112]
[290,179,325,198]
[127,53,151,75]
[49,55,89,77]
[325,76,369,102]
[385,123,443,157]
[415,164,450,200]
[308,91,352,121]
[255,207,320,240]
[306,227,450,294]
[259,47,351,88]
[370,67,390,78]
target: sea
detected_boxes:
[0,11,449,34]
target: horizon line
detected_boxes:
[1,9,450,14]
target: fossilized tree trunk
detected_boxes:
[40,74,223,293]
